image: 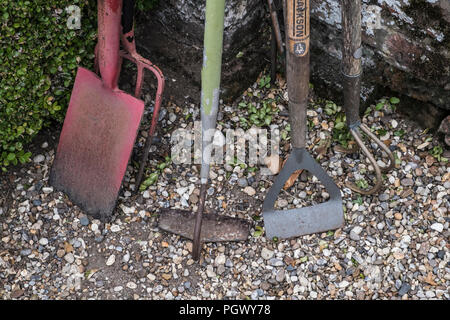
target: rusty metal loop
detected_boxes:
[358,123,395,173]
[345,128,383,195]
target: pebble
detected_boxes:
[110,224,121,232]
[276,270,285,282]
[39,238,48,246]
[33,154,45,163]
[398,283,411,296]
[206,265,216,278]
[401,178,414,187]
[430,223,444,233]
[126,282,137,289]
[237,178,248,188]
[64,253,74,264]
[243,186,256,196]
[261,248,274,260]
[106,255,116,266]
[379,193,389,201]
[42,187,53,194]
[277,199,288,208]
[215,254,226,265]
[350,226,362,241]
[20,249,31,256]
[80,216,89,226]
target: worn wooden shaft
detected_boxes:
[285,0,310,149]
[341,0,362,126]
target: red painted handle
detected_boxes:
[97,0,123,90]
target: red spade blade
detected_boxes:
[50,67,144,219]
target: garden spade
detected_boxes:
[50,0,164,220]
[261,0,344,239]
[158,0,249,260]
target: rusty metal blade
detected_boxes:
[158,209,250,242]
[50,67,144,220]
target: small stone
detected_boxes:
[379,193,389,201]
[106,255,116,266]
[162,273,172,280]
[42,187,53,194]
[400,178,414,187]
[114,286,123,292]
[277,199,288,208]
[215,254,226,265]
[11,289,24,299]
[392,250,405,260]
[64,253,74,264]
[398,283,411,296]
[126,282,137,289]
[33,154,45,163]
[39,238,48,246]
[237,178,248,188]
[394,213,403,220]
[80,216,89,226]
[206,265,216,278]
[20,249,31,256]
[430,223,444,233]
[110,224,121,232]
[276,270,285,282]
[350,226,362,241]
[261,248,274,260]
[57,249,65,258]
[243,186,256,196]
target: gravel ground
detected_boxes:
[0,75,449,300]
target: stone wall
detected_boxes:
[135,0,449,131]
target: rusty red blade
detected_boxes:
[50,67,144,219]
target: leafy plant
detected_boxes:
[238,99,278,129]
[374,96,400,112]
[355,179,369,190]
[0,1,97,171]
[324,100,341,116]
[430,145,448,162]
[332,112,352,147]
[139,156,172,191]
[252,225,264,237]
[258,75,271,89]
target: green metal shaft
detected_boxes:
[200,0,226,181]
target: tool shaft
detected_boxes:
[200,0,226,181]
[285,0,310,149]
[97,0,123,90]
[341,0,362,126]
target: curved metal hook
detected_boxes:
[119,50,165,190]
[345,127,383,195]
[359,123,395,173]
[337,122,395,175]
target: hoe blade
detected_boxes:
[50,67,144,219]
[158,209,250,242]
[262,148,344,239]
